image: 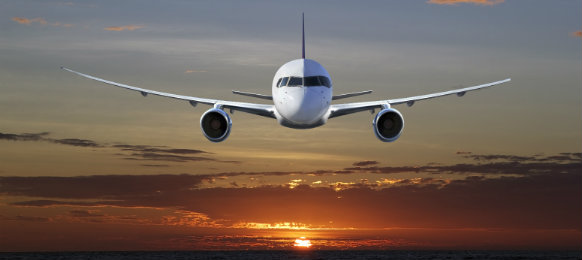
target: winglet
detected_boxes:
[302,12,305,59]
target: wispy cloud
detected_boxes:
[1,131,100,147]
[0,214,51,222]
[185,70,208,74]
[113,144,207,155]
[0,132,49,141]
[123,152,215,163]
[571,31,582,38]
[11,17,72,27]
[347,152,582,176]
[352,160,378,167]
[113,144,218,162]
[12,17,47,25]
[3,130,580,174]
[0,131,237,164]
[427,0,504,6]
[104,25,144,31]
[52,138,100,147]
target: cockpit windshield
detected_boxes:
[280,77,289,87]
[277,76,331,88]
[288,77,303,86]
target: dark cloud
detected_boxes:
[543,153,581,162]
[0,214,51,222]
[51,138,101,147]
[124,152,214,162]
[0,130,235,164]
[346,153,581,176]
[463,154,531,161]
[141,164,170,167]
[10,200,116,207]
[352,160,379,167]
[113,143,241,163]
[461,152,581,163]
[3,163,581,231]
[69,210,104,218]
[112,144,207,155]
[62,210,149,225]
[395,177,448,186]
[1,174,208,199]
[1,131,100,148]
[345,165,421,174]
[0,132,49,141]
[2,152,580,231]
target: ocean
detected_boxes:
[0,251,580,260]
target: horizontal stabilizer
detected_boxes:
[332,90,373,100]
[232,90,273,100]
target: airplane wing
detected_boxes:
[328,78,511,119]
[232,90,273,100]
[332,90,373,100]
[61,67,276,119]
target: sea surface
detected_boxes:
[0,250,580,260]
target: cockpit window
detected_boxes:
[280,77,289,87]
[288,77,303,86]
[305,76,331,88]
[304,76,321,86]
[277,76,331,88]
[318,76,331,88]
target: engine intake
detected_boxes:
[200,109,232,142]
[373,108,404,142]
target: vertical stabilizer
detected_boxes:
[302,12,305,59]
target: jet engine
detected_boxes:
[373,108,404,142]
[200,108,232,142]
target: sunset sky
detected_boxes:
[1,0,581,251]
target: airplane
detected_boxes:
[62,14,511,143]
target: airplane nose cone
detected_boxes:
[286,87,325,124]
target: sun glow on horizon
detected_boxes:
[294,237,312,248]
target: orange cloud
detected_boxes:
[104,25,144,31]
[571,31,582,38]
[11,17,47,25]
[427,0,504,5]
[11,17,72,27]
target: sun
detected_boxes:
[293,237,312,248]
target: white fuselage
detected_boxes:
[272,59,332,128]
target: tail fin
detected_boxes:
[302,12,305,59]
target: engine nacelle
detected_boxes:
[373,108,404,142]
[200,109,232,142]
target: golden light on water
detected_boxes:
[293,237,312,248]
